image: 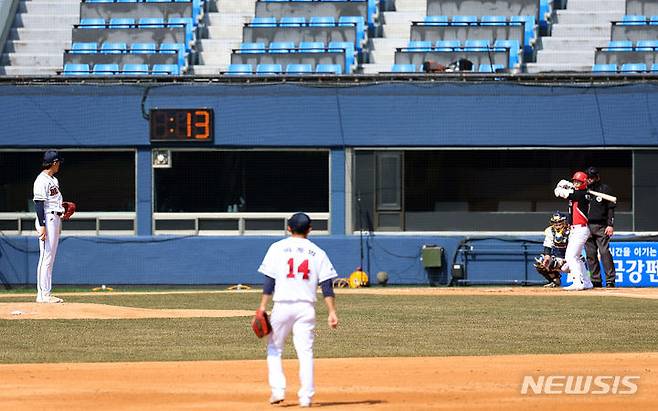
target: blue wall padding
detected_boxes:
[2,83,658,148]
[0,235,469,285]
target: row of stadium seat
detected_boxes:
[402,39,520,67]
[592,63,658,73]
[85,0,190,2]
[71,42,184,54]
[391,63,505,73]
[618,15,658,25]
[227,63,342,75]
[250,15,365,45]
[237,41,354,68]
[604,40,658,51]
[420,15,535,47]
[63,63,180,75]
[78,17,192,29]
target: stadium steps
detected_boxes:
[191,0,254,75]
[1,0,80,76]
[361,0,426,74]
[526,0,625,73]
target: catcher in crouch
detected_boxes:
[534,212,570,288]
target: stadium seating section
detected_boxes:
[0,0,656,76]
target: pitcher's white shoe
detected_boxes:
[269,394,284,405]
[299,399,312,408]
[563,283,585,291]
[37,295,63,303]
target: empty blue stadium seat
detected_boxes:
[87,0,113,3]
[122,64,149,75]
[391,64,416,73]
[464,39,490,51]
[510,15,535,51]
[256,64,282,75]
[280,16,306,26]
[309,16,335,27]
[299,41,324,52]
[478,64,504,72]
[328,41,354,73]
[494,39,521,67]
[651,16,658,25]
[407,41,433,51]
[592,64,617,73]
[109,18,134,28]
[608,40,633,50]
[79,18,105,28]
[138,18,166,28]
[636,40,658,51]
[101,42,127,54]
[63,63,90,76]
[621,15,647,25]
[435,40,461,50]
[316,64,342,74]
[131,43,157,54]
[620,63,647,72]
[251,17,277,27]
[452,16,477,26]
[652,63,658,72]
[117,0,138,3]
[160,43,186,67]
[338,16,365,46]
[269,42,295,53]
[168,17,194,45]
[240,42,266,53]
[71,42,97,54]
[152,64,180,75]
[286,64,313,74]
[146,0,170,2]
[481,15,507,25]
[226,64,253,75]
[424,16,448,25]
[93,64,119,75]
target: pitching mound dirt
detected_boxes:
[0,302,253,320]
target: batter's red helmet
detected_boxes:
[572,171,588,184]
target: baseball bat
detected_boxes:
[587,189,617,204]
[558,181,617,204]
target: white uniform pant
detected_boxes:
[267,301,316,403]
[35,214,61,299]
[565,225,592,288]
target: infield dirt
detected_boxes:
[0,353,655,411]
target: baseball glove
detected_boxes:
[62,201,76,221]
[251,310,271,339]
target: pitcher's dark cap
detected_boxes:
[43,150,63,166]
[288,213,311,233]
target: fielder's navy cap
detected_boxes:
[288,212,312,233]
[43,150,63,164]
[586,166,599,177]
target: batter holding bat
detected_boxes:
[554,171,594,291]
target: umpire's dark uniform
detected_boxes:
[584,168,616,287]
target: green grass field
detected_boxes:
[1,292,656,364]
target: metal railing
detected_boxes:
[0,212,136,236]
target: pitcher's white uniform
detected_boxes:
[33,171,64,302]
[258,236,337,405]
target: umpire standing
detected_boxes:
[584,166,616,288]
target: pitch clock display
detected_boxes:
[150,109,214,142]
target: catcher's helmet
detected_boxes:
[572,171,588,184]
[550,211,567,225]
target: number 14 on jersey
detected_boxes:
[287,259,310,280]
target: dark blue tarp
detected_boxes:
[1,82,657,147]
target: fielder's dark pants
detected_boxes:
[585,223,616,285]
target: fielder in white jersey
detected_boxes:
[257,212,338,408]
[33,150,65,303]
